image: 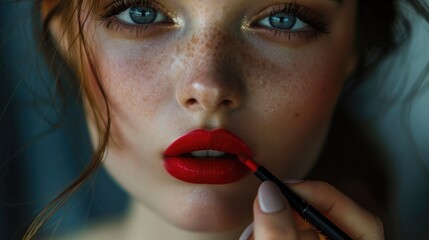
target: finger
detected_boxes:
[253,181,299,240]
[239,226,319,240]
[288,181,384,240]
[299,229,321,240]
[239,217,320,240]
[239,222,254,240]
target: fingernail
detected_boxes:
[284,179,305,184]
[258,181,286,213]
[239,222,254,240]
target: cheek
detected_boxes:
[241,1,356,119]
[95,40,175,120]
[81,34,180,152]
[243,46,349,122]
[235,34,354,177]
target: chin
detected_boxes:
[154,181,255,232]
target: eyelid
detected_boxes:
[100,0,173,23]
[98,0,178,37]
[257,15,310,31]
[247,2,330,33]
[115,7,167,25]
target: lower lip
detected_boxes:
[164,156,250,184]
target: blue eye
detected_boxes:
[116,6,167,24]
[269,13,295,29]
[259,12,309,31]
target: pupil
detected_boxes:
[269,13,296,29]
[129,6,157,24]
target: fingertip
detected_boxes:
[284,179,306,184]
[253,181,299,239]
[258,181,287,214]
[239,222,254,240]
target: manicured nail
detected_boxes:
[258,181,286,213]
[284,179,305,184]
[239,222,254,240]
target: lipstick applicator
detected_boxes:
[238,154,352,240]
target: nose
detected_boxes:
[176,69,243,112]
[175,30,244,114]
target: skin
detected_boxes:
[44,0,384,239]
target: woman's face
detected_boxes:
[52,0,357,233]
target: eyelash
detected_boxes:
[252,2,330,41]
[98,0,174,36]
[98,0,330,41]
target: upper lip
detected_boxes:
[164,129,253,158]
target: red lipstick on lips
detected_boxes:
[163,129,253,184]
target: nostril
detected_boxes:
[186,98,198,106]
[222,99,233,108]
[185,98,234,109]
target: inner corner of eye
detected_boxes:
[257,17,270,27]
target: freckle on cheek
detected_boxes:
[98,49,175,118]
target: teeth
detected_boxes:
[190,150,208,157]
[208,150,225,157]
[190,150,226,158]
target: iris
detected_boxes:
[269,13,296,29]
[129,6,157,24]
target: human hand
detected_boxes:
[239,181,384,240]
